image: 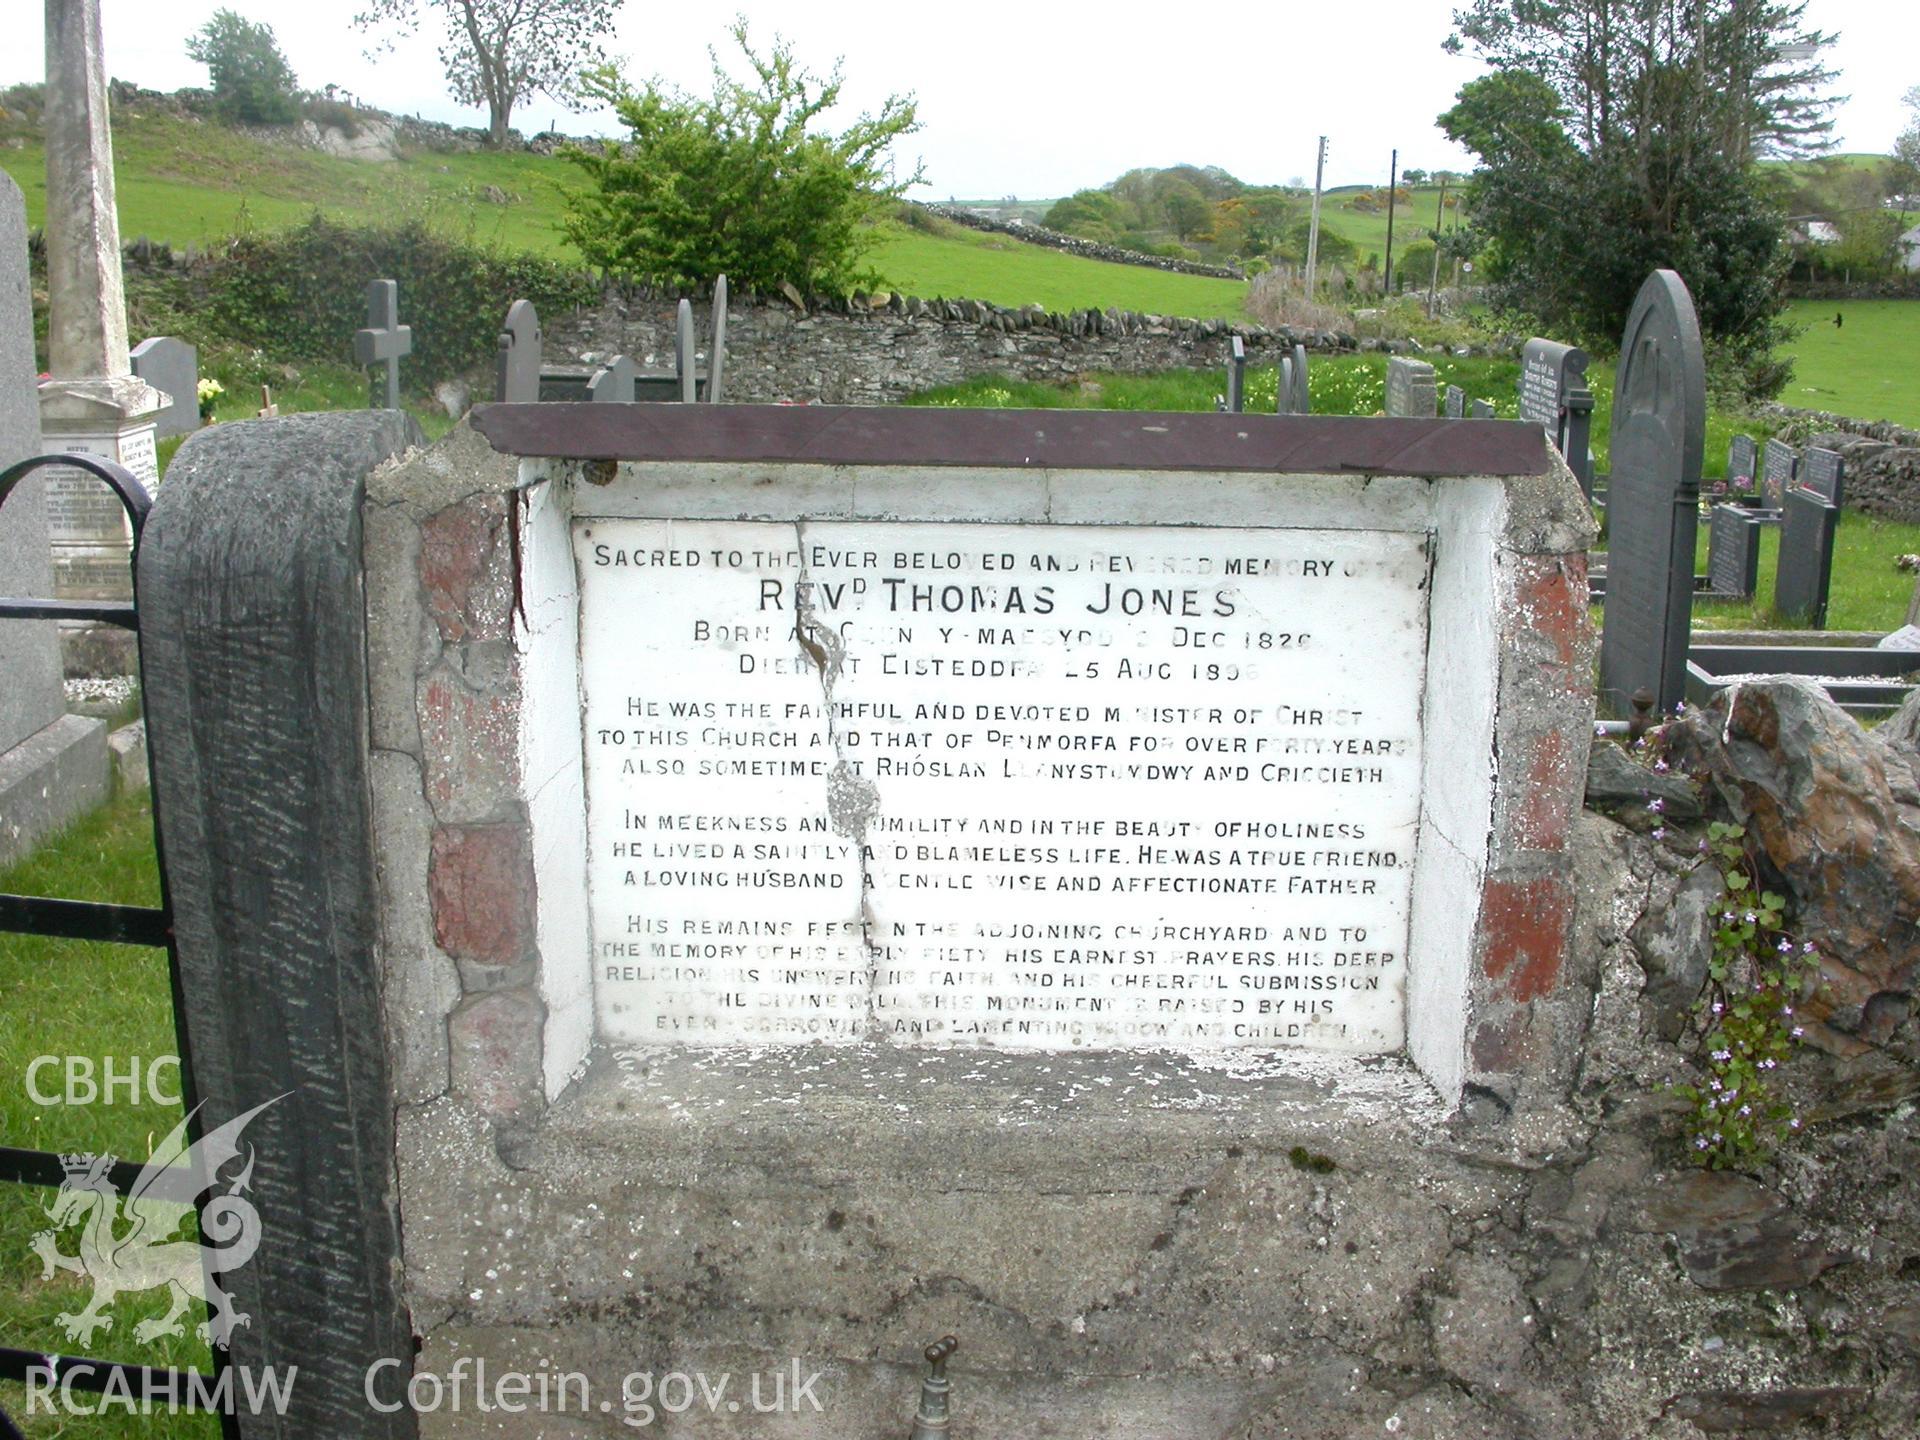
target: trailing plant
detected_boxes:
[1669,814,1823,1169]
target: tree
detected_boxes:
[1440,2,1837,397]
[1043,190,1128,242]
[185,10,299,125]
[1895,87,1920,200]
[561,24,921,296]
[354,0,625,148]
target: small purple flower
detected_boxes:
[1711,1001,1724,1015]
[1790,1118,1802,1130]
[1675,701,1688,714]
[1777,938,1793,953]
[1652,826,1667,840]
[1709,1077,1722,1090]
[1760,1058,1776,1070]
[1698,839,1710,853]
[1738,1105,1751,1117]
[1648,798,1666,814]
[1782,1005,1794,1016]
[1791,1026,1805,1038]
[1744,911,1757,924]
[1695,1136,1710,1150]
[1712,1049,1731,1061]
[1801,942,1816,955]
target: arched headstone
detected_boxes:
[1598,269,1705,716]
[706,275,728,404]
[588,355,638,404]
[675,300,696,404]
[1290,342,1310,415]
[496,299,541,403]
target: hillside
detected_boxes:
[0,100,1252,322]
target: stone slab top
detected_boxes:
[518,1043,1456,1180]
[471,403,1553,479]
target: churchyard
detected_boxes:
[3,8,1920,1440]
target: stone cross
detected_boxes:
[588,355,637,403]
[353,279,413,411]
[497,299,541,403]
[706,274,728,404]
[1598,270,1706,715]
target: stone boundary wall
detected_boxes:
[549,291,1352,406]
[925,204,1246,279]
[1760,405,1920,524]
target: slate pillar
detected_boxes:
[137,412,422,1439]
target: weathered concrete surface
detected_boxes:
[0,712,108,867]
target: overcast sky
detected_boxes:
[3,1,1910,199]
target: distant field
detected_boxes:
[1780,300,1920,428]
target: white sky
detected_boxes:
[3,1,1910,200]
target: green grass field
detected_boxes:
[1780,300,1920,428]
[0,790,219,1438]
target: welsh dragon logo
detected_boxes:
[29,1097,281,1348]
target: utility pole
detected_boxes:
[1304,136,1327,298]
[1425,175,1448,318]
[1383,149,1398,297]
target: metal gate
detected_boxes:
[0,451,241,1439]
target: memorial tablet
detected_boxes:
[1799,446,1844,506]
[1728,434,1757,488]
[1762,439,1796,508]
[577,521,1430,1054]
[1707,504,1760,598]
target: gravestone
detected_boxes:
[706,273,729,404]
[128,335,198,438]
[1776,483,1839,627]
[37,0,164,611]
[1517,338,1595,496]
[496,299,541,403]
[1598,269,1705,715]
[0,171,108,866]
[352,279,413,411]
[1384,356,1436,418]
[587,354,637,403]
[1275,356,1296,415]
[675,298,697,403]
[1445,384,1464,419]
[1799,446,1844,506]
[1290,342,1310,414]
[1761,438,1796,508]
[1222,335,1246,413]
[1727,434,1757,489]
[138,404,1598,1436]
[1706,503,1762,599]
[1471,398,1496,419]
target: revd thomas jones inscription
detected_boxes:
[578,520,1429,1054]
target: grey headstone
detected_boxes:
[1225,335,1246,414]
[1761,438,1796,508]
[1728,434,1757,486]
[1471,398,1496,419]
[1599,270,1706,715]
[0,172,63,756]
[1775,487,1839,628]
[1519,338,1594,493]
[1798,446,1844,506]
[1275,356,1295,415]
[706,274,728,405]
[1444,384,1465,419]
[352,279,412,411]
[496,299,541,403]
[1291,343,1310,415]
[676,299,697,404]
[1878,625,1920,652]
[129,335,198,438]
[1707,504,1761,599]
[1385,356,1437,418]
[139,410,422,1439]
[587,355,637,403]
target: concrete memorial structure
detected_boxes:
[1383,356,1436,418]
[134,402,1598,1435]
[0,170,107,865]
[128,335,198,439]
[37,0,165,607]
[353,279,413,411]
[1517,337,1595,497]
[1762,437,1797,508]
[1598,270,1705,716]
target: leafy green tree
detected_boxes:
[1043,190,1128,242]
[1895,87,1920,203]
[185,10,300,125]
[562,25,921,296]
[1161,184,1213,242]
[354,0,625,147]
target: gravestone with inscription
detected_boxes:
[496,299,542,403]
[1727,434,1757,489]
[136,403,1599,1436]
[1598,270,1705,715]
[1706,504,1762,599]
[1445,384,1464,419]
[128,335,197,438]
[1776,478,1840,627]
[1384,357,1436,418]
[1762,438,1797,508]
[1799,446,1845,506]
[1517,338,1595,497]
